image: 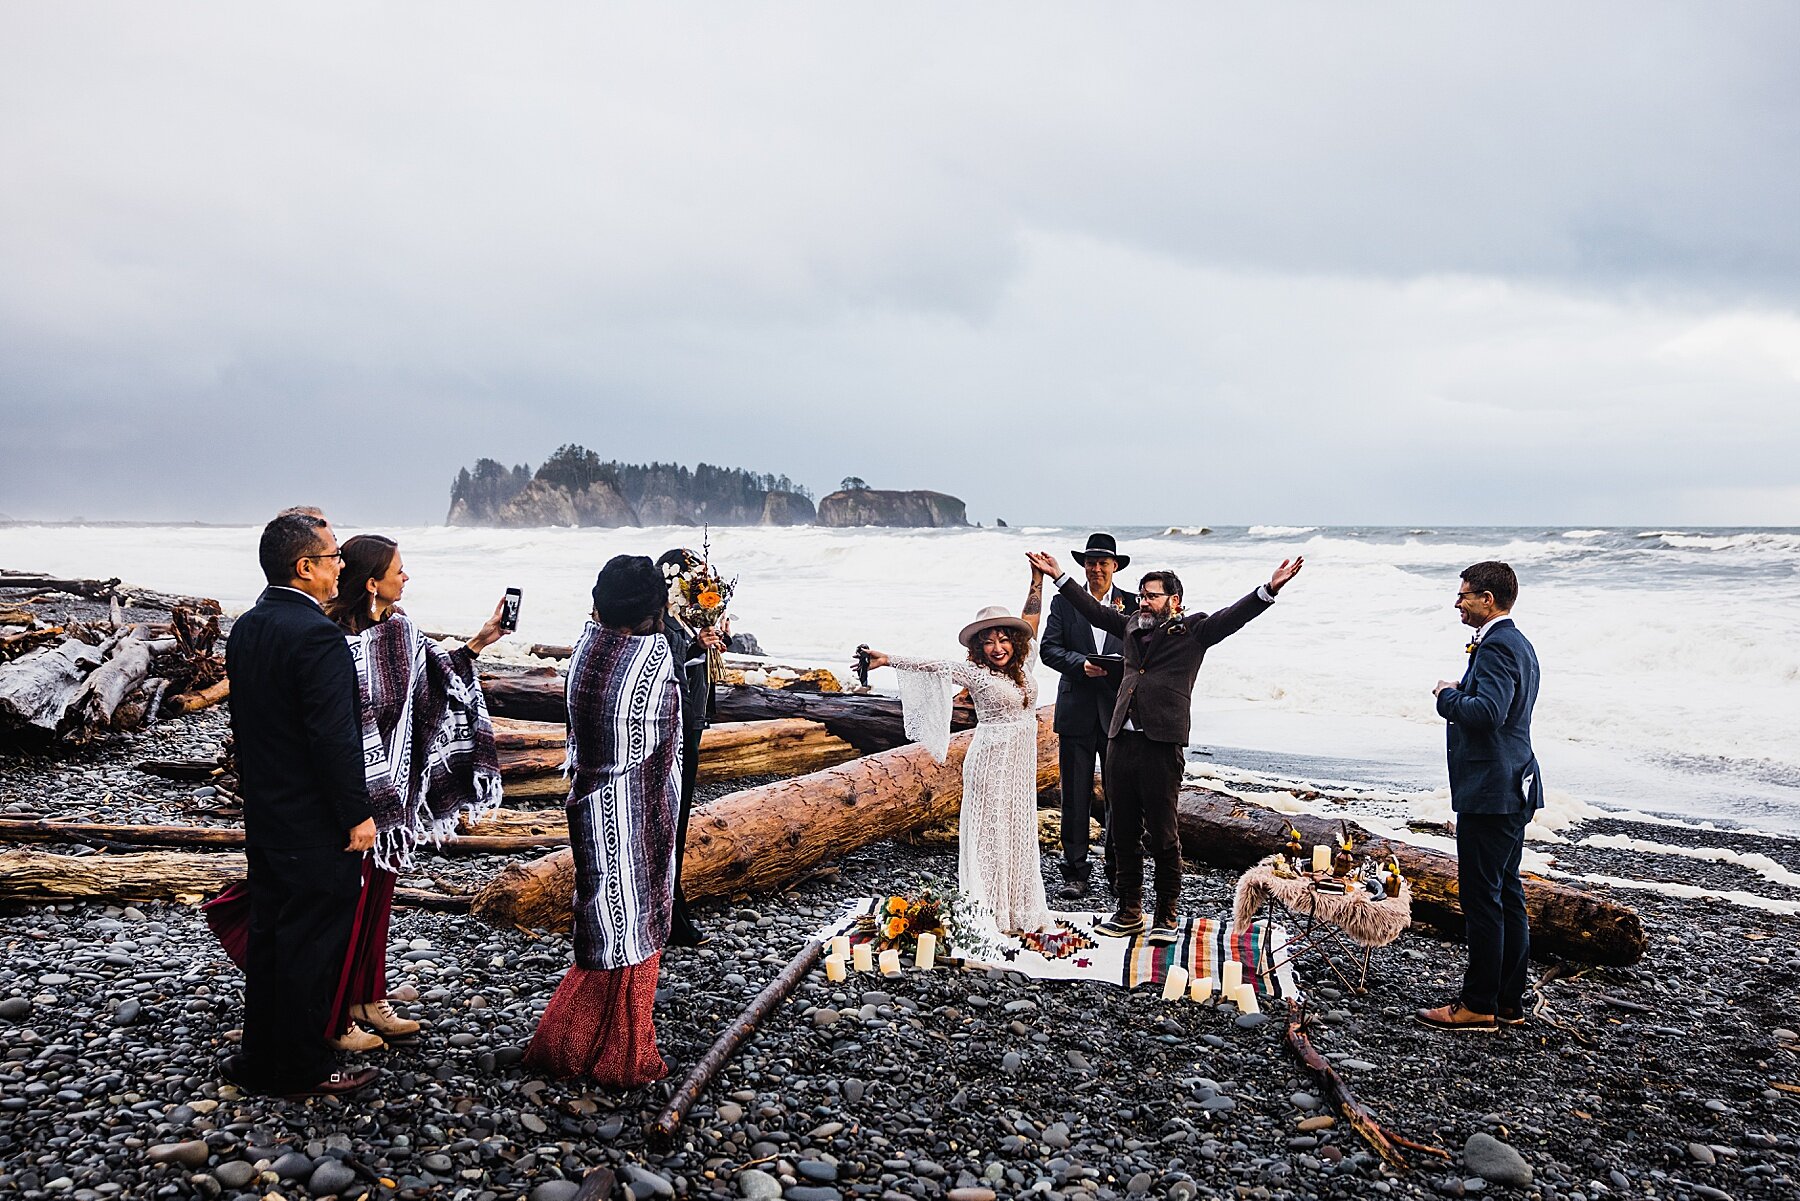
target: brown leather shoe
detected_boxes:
[1497,1004,1528,1026]
[1414,1001,1497,1032]
[284,1067,378,1099]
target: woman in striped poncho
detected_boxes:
[525,554,683,1087]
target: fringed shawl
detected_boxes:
[564,621,682,970]
[346,614,503,871]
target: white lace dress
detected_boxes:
[888,651,1052,935]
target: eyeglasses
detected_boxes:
[299,552,345,565]
[1140,590,1169,600]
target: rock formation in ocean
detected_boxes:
[815,488,969,528]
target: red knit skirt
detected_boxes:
[524,955,666,1088]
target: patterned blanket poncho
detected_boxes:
[347,614,503,871]
[564,621,682,970]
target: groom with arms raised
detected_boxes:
[1026,548,1303,944]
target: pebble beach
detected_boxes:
[3,594,1799,1201]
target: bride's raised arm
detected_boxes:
[1020,564,1045,638]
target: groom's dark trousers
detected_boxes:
[227,586,372,1094]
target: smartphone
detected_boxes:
[500,588,522,632]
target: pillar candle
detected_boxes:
[1237,985,1260,1015]
[1311,845,1331,873]
[1220,959,1244,993]
[852,942,873,973]
[915,932,937,970]
[878,948,901,976]
[1161,964,1189,1002]
[824,955,847,983]
[1189,975,1213,1003]
[830,935,851,961]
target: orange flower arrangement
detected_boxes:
[866,877,984,954]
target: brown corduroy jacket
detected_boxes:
[1053,576,1273,745]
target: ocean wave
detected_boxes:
[1248,525,1318,537]
[1561,529,1609,539]
[1653,531,1800,553]
[1161,526,1213,536]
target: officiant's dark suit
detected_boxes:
[657,547,719,947]
[225,512,375,1096]
[1051,567,1286,931]
[1040,536,1135,896]
[1431,561,1543,1024]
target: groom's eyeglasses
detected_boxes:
[298,551,345,565]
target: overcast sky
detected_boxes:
[3,3,1798,527]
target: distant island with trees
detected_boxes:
[447,446,969,529]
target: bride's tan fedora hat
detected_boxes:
[958,605,1034,648]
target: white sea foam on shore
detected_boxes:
[3,521,1796,832]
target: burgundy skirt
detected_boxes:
[524,955,667,1088]
[203,859,396,1037]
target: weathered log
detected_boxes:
[161,677,231,716]
[0,625,67,662]
[651,937,825,1144]
[0,848,470,910]
[481,663,972,753]
[496,717,861,799]
[0,633,120,736]
[0,818,567,856]
[1175,788,1647,966]
[138,757,224,782]
[0,572,222,615]
[471,708,1058,931]
[61,635,155,739]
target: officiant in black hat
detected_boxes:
[1038,533,1136,900]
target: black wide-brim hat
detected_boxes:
[1071,532,1130,569]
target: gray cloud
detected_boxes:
[1,3,1797,525]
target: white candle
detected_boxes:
[1189,975,1213,1003]
[852,942,873,973]
[1237,985,1260,1015]
[878,948,901,976]
[830,935,851,961]
[824,955,847,983]
[1311,845,1331,873]
[915,932,937,970]
[1220,959,1243,993]
[1161,965,1189,1002]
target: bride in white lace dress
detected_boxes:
[863,568,1051,935]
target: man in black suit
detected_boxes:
[222,510,377,1096]
[1039,533,1136,901]
[1418,561,1543,1033]
[1028,548,1303,944]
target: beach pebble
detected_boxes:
[529,1182,581,1201]
[1463,1133,1532,1187]
[621,1164,674,1197]
[213,1161,257,1189]
[736,1168,781,1199]
[309,1158,359,1196]
[0,997,31,1020]
[112,998,142,1027]
[147,1140,210,1169]
[272,1150,314,1180]
[1687,1142,1717,1165]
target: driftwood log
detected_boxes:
[0,848,468,911]
[471,707,1059,931]
[481,663,973,754]
[651,937,826,1144]
[162,677,230,716]
[0,630,165,740]
[495,716,860,799]
[0,571,222,615]
[1176,788,1647,966]
[1284,999,1443,1170]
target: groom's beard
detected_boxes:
[1128,611,1160,634]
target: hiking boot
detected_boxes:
[1058,875,1090,902]
[1145,905,1182,945]
[1094,907,1146,938]
[351,999,420,1039]
[327,1022,385,1053]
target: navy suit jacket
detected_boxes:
[226,587,373,850]
[1436,618,1544,815]
[1040,585,1136,737]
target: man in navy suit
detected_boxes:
[1039,533,1136,901]
[222,510,379,1095]
[1418,560,1544,1033]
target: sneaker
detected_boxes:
[351,1000,420,1039]
[327,1022,385,1053]
[1413,1002,1498,1032]
[1094,908,1146,938]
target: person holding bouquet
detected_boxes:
[656,547,730,947]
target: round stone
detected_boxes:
[309,1159,359,1196]
[147,1140,211,1169]
[214,1161,257,1189]
[735,1167,781,1199]
[0,997,31,1021]
[529,1182,581,1201]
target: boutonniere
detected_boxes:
[1167,619,1188,636]
[1465,639,1478,656]
[1111,596,1126,611]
